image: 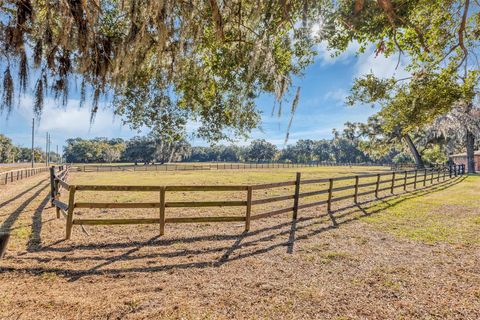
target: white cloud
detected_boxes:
[354,50,410,79]
[15,95,145,138]
[323,89,348,105]
[315,41,361,66]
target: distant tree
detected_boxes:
[122,137,156,163]
[0,134,15,162]
[65,137,125,163]
[421,145,448,165]
[102,144,125,163]
[313,140,333,162]
[17,147,44,163]
[279,145,300,163]
[392,153,414,164]
[219,145,244,162]
[247,139,277,162]
[294,140,316,163]
[188,147,211,162]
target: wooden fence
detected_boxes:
[51,164,465,240]
[75,161,392,173]
[0,166,52,185]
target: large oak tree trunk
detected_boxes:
[168,145,176,163]
[466,130,476,174]
[403,134,424,169]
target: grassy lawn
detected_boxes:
[0,168,478,319]
[363,175,480,245]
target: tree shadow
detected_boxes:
[1,176,466,280]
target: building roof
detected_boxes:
[450,150,480,157]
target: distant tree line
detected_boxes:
[63,122,429,165]
[3,117,459,166]
[0,134,59,163]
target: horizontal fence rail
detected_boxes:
[51,164,466,240]
[0,166,60,185]
[74,161,398,173]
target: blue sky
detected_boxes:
[0,43,408,152]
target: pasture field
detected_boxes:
[0,166,479,319]
[0,163,48,173]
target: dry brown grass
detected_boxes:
[0,163,47,173]
[0,168,479,319]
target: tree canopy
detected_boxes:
[1,0,479,167]
[0,0,327,141]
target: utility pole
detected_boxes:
[48,133,51,166]
[31,118,35,168]
[56,145,58,164]
[45,132,48,167]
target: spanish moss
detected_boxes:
[2,67,14,114]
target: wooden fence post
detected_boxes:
[159,187,166,236]
[390,172,395,194]
[354,175,359,204]
[66,186,77,240]
[430,170,434,184]
[423,169,427,186]
[293,172,301,219]
[49,166,56,206]
[375,174,380,198]
[413,170,418,189]
[54,179,61,218]
[403,171,407,191]
[245,186,253,231]
[327,178,333,212]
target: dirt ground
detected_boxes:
[0,170,479,319]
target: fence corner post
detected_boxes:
[293,172,301,219]
[245,186,253,231]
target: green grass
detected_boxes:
[362,175,480,245]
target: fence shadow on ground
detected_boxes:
[1,176,466,281]
[0,179,47,212]
[27,194,53,252]
[0,182,49,233]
